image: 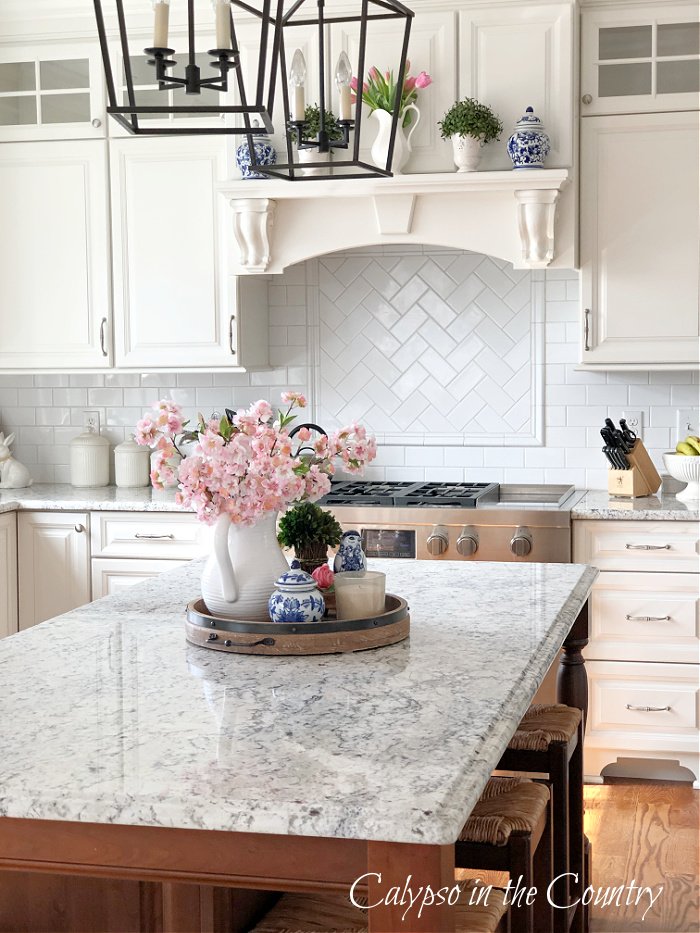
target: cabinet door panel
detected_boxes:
[580,112,700,366]
[0,140,112,370]
[92,558,188,598]
[110,137,236,368]
[459,3,573,169]
[18,512,90,630]
[0,513,18,639]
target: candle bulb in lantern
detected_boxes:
[335,51,353,121]
[213,0,232,50]
[152,0,170,48]
[289,49,307,122]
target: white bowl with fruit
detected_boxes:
[663,435,700,501]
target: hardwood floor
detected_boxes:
[585,782,699,933]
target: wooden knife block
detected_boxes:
[607,439,662,498]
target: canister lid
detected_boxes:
[71,430,110,448]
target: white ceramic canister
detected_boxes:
[70,429,110,487]
[114,438,151,488]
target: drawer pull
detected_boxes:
[625,704,671,712]
[626,614,671,622]
[134,533,175,540]
[625,544,670,550]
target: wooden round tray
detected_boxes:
[185,595,410,656]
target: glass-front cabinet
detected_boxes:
[0,43,105,140]
[581,2,700,114]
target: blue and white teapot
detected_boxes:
[333,530,367,574]
[507,107,551,170]
[268,569,325,623]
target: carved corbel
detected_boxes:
[514,189,559,268]
[372,194,416,235]
[229,198,275,272]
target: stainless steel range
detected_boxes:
[319,482,585,563]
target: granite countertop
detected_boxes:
[0,558,596,846]
[0,484,190,514]
[571,489,699,522]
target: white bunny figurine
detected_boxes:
[0,432,33,489]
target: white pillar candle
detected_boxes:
[339,85,352,121]
[293,85,306,122]
[214,0,232,50]
[153,0,170,48]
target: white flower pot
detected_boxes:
[451,134,484,172]
[297,148,332,177]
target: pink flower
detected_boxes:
[404,76,417,93]
[296,426,311,442]
[135,415,157,447]
[368,66,380,82]
[415,71,432,89]
[281,391,307,407]
[312,565,335,590]
[350,76,358,91]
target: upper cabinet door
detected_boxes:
[458,3,574,170]
[110,136,237,369]
[580,111,700,368]
[329,11,458,174]
[581,2,700,115]
[0,139,112,371]
[0,42,105,141]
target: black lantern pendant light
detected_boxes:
[249,0,414,180]
[93,0,277,134]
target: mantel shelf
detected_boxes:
[217,169,571,274]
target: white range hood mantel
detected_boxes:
[217,169,570,275]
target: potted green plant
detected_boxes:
[277,500,343,574]
[437,98,503,173]
[294,104,343,176]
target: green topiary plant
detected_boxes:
[278,501,343,573]
[438,98,503,143]
[293,104,344,144]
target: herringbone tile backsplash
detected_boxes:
[0,246,697,489]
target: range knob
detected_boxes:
[510,526,533,558]
[457,527,479,557]
[426,525,449,556]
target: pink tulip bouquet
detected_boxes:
[351,61,432,127]
[175,392,377,526]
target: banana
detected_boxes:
[676,441,697,455]
[686,436,700,455]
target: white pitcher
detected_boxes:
[370,104,421,175]
[201,512,289,621]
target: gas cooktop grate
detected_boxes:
[319,481,500,508]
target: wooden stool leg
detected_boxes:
[509,834,535,933]
[569,721,585,933]
[533,799,553,933]
[549,743,570,933]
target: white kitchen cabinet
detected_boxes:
[110,135,268,370]
[581,1,700,116]
[91,557,189,598]
[0,513,18,639]
[18,512,91,630]
[579,110,700,368]
[458,2,574,169]
[0,139,112,371]
[0,42,105,141]
[329,10,458,174]
[575,519,700,785]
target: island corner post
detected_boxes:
[0,599,590,933]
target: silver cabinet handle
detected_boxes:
[99,317,108,357]
[626,614,670,622]
[74,523,85,533]
[229,314,237,355]
[91,117,102,128]
[135,533,175,540]
[626,704,671,712]
[584,308,591,351]
[625,544,670,550]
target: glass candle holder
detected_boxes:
[334,571,386,621]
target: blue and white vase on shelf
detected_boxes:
[268,570,325,623]
[507,107,551,169]
[235,133,277,180]
[333,530,367,574]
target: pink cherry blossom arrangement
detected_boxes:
[351,61,432,127]
[175,392,377,526]
[134,400,199,489]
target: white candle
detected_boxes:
[214,0,231,50]
[293,85,306,121]
[153,0,170,48]
[339,85,352,121]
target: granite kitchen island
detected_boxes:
[0,558,597,932]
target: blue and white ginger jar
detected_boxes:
[507,107,550,170]
[235,134,277,180]
[268,569,325,623]
[333,530,367,574]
